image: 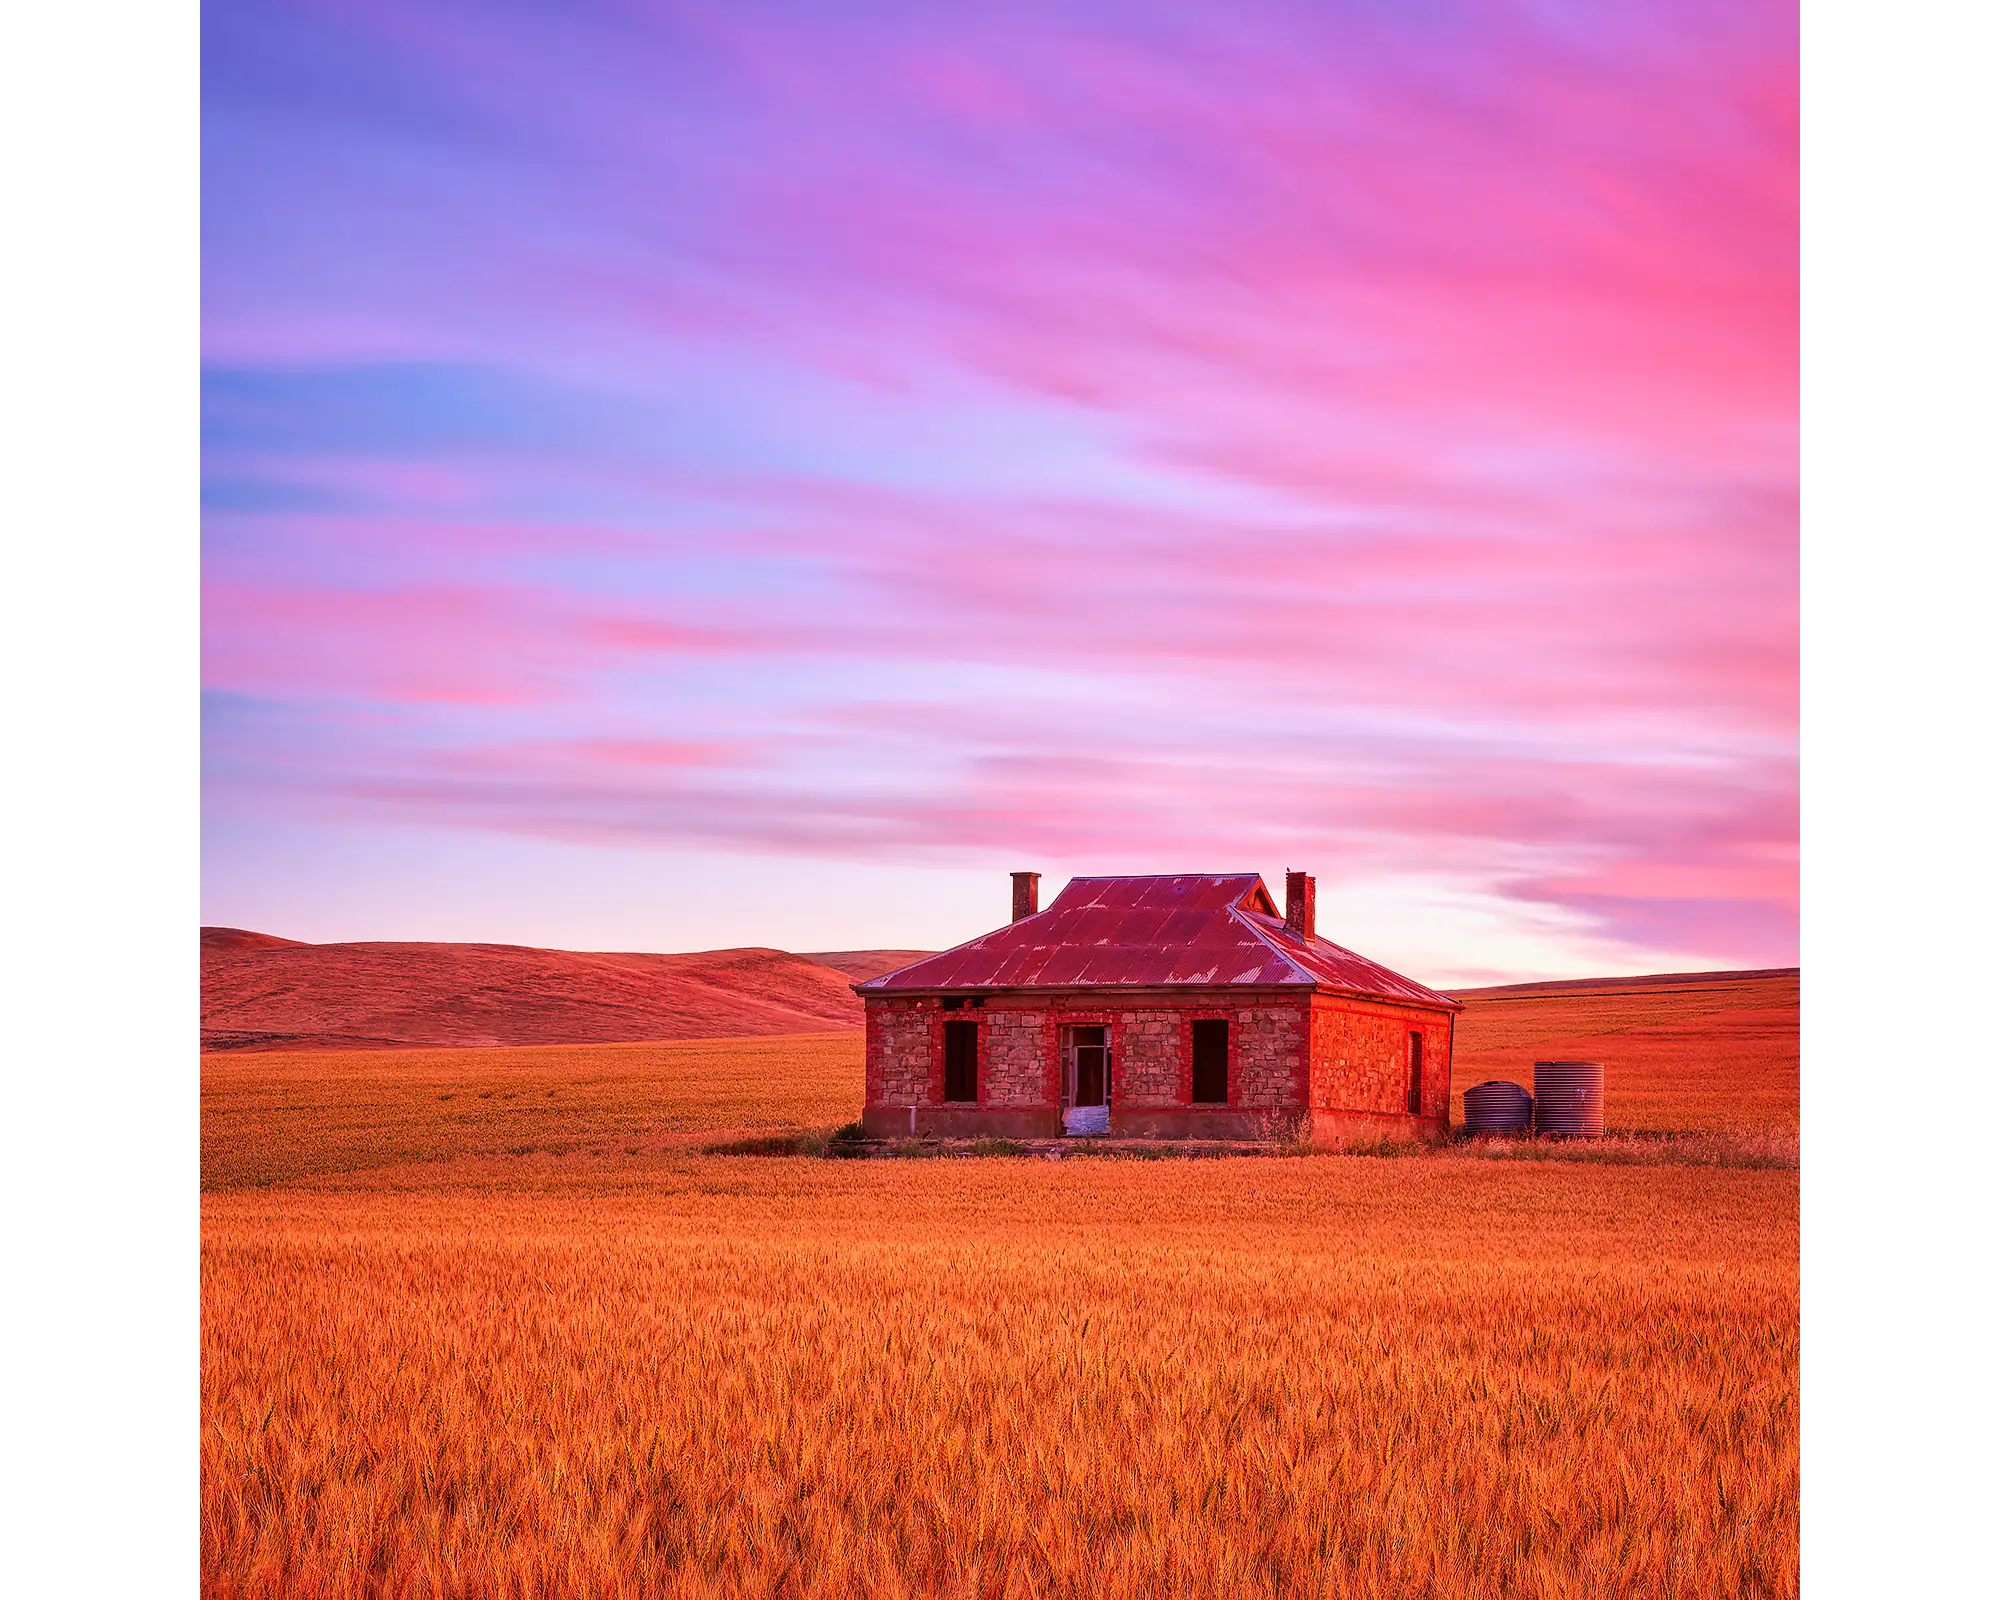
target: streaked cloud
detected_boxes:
[203,0,1795,975]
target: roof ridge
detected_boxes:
[1065,871,1263,881]
[1229,904,1317,983]
[1238,906,1460,1009]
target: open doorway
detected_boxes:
[1062,1025,1110,1135]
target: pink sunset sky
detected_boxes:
[201,0,1796,984]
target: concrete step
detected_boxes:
[1062,1105,1111,1137]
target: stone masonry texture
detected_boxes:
[1114,1009,1182,1107]
[866,992,1451,1124]
[1309,999,1453,1121]
[979,1010,1046,1107]
[1233,1006,1309,1107]
[866,999,934,1106]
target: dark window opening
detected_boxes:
[1191,1018,1229,1105]
[944,1020,979,1103]
[940,996,964,1011]
[1407,1032,1424,1115]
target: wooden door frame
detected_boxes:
[1061,1022,1110,1109]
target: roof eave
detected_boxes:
[856,977,1459,1008]
[859,978,1317,997]
[1305,983,1463,1014]
[852,901,1069,992]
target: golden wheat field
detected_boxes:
[203,977,1798,1599]
[200,1032,864,1191]
[1449,971,1799,1134]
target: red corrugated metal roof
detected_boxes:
[857,874,1460,1010]
[1231,907,1460,1009]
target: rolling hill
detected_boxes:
[199,929,928,1052]
[1447,967,1799,1131]
[203,925,1796,1124]
[797,949,936,983]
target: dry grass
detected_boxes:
[201,1034,861,1190]
[204,976,1799,1597]
[204,967,1799,1192]
[1450,973,1799,1133]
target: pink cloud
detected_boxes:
[204,0,1795,968]
[433,738,761,773]
[202,582,751,704]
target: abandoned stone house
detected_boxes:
[857,871,1460,1143]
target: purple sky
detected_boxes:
[202,0,1796,983]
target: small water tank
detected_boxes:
[1533,1061,1604,1136]
[1462,1080,1533,1135]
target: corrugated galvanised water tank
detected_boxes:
[1462,1080,1533,1135]
[1533,1061,1604,1136]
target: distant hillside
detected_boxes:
[1449,967,1799,1133]
[1448,967,1798,1001]
[202,926,309,953]
[201,931,870,1052]
[798,949,938,983]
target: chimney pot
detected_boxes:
[1284,870,1316,942]
[1011,871,1041,923]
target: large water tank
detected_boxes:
[1462,1080,1533,1135]
[1533,1061,1604,1136]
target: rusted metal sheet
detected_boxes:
[1234,907,1459,1008]
[859,874,1460,1010]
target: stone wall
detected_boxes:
[865,999,934,1106]
[863,1001,1051,1107]
[1420,1014,1451,1124]
[980,1010,1048,1107]
[1114,1009,1183,1107]
[1112,1107,1307,1140]
[1309,1000,1453,1123]
[867,993,1449,1126]
[1234,1005,1309,1108]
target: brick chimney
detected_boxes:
[1011,871,1041,922]
[1284,870,1316,941]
